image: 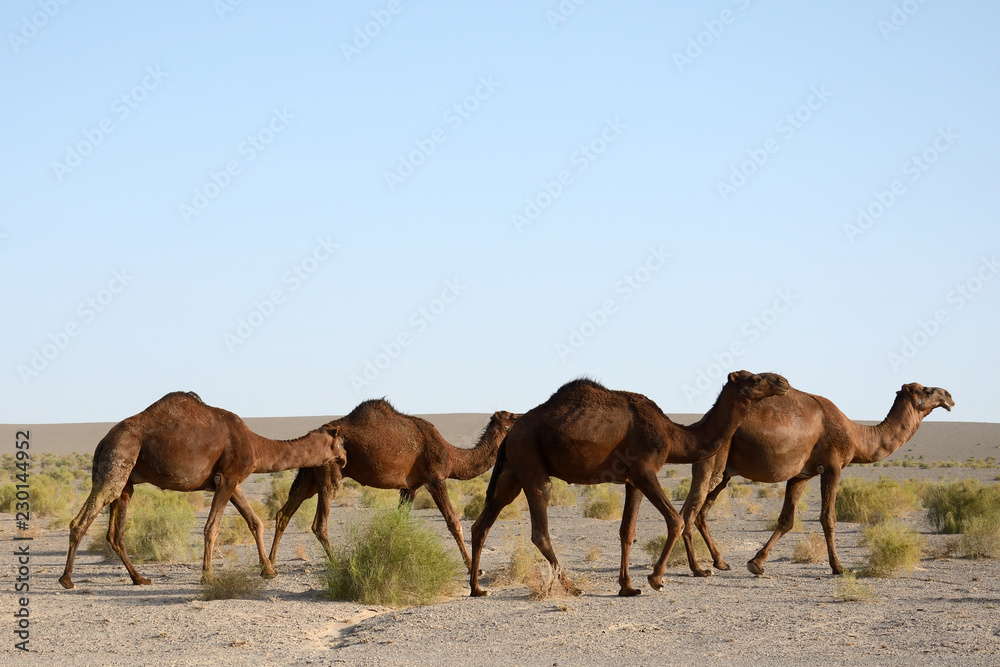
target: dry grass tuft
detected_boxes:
[582,484,623,520]
[859,521,924,577]
[793,533,827,564]
[834,571,875,602]
[200,562,266,601]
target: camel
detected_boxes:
[664,381,954,578]
[469,371,791,597]
[59,391,346,590]
[267,399,518,570]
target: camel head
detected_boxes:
[898,383,955,415]
[320,423,347,468]
[728,370,791,402]
[490,410,519,433]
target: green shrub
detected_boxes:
[836,477,919,525]
[582,485,623,519]
[358,487,399,509]
[642,532,711,568]
[324,507,462,607]
[834,571,875,602]
[86,487,196,563]
[549,478,577,507]
[671,478,691,501]
[217,500,269,546]
[461,491,523,521]
[200,563,265,600]
[859,521,924,577]
[960,513,1000,559]
[922,479,1000,534]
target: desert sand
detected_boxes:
[2,414,999,665]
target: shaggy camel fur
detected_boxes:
[268,399,517,569]
[469,372,790,597]
[59,391,346,589]
[666,382,955,577]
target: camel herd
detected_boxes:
[59,374,954,598]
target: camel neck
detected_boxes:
[673,387,752,464]
[852,396,923,464]
[249,430,330,473]
[448,420,506,480]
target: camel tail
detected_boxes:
[484,437,508,503]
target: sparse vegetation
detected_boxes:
[859,521,924,577]
[549,478,578,507]
[960,513,1000,559]
[217,500,268,546]
[358,486,399,509]
[671,478,691,501]
[582,484,623,519]
[834,571,875,602]
[200,562,266,600]
[264,473,317,531]
[324,507,462,607]
[922,479,1000,534]
[836,477,920,525]
[86,486,196,563]
[460,491,524,521]
[793,533,827,564]
[642,532,711,568]
[757,484,781,500]
[728,483,752,500]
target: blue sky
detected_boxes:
[3,1,998,424]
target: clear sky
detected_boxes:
[3,1,998,424]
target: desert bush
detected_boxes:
[671,478,691,501]
[757,484,782,499]
[262,474,317,531]
[86,487,196,563]
[582,485,623,519]
[642,532,711,568]
[834,571,875,602]
[728,483,752,500]
[922,479,1000,534]
[960,513,1000,559]
[358,487,399,509]
[859,521,924,577]
[766,511,803,533]
[461,491,523,521]
[836,477,919,525]
[324,507,462,607]
[200,562,265,600]
[412,488,438,510]
[549,478,578,507]
[793,533,827,564]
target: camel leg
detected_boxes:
[523,476,579,597]
[269,468,318,564]
[105,482,152,586]
[310,471,338,561]
[398,488,416,506]
[60,439,138,589]
[632,472,684,591]
[228,486,276,578]
[469,467,522,597]
[695,474,732,573]
[748,476,809,575]
[426,479,471,571]
[819,467,844,574]
[679,463,724,578]
[202,475,239,583]
[617,483,643,596]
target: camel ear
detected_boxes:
[326,425,341,438]
[728,370,750,383]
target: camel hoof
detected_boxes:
[58,575,74,590]
[618,587,642,597]
[470,588,490,597]
[747,560,764,576]
[715,561,731,571]
[831,565,844,576]
[692,568,713,578]
[646,574,663,591]
[261,570,278,579]
[133,576,152,586]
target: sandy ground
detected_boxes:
[2,416,999,665]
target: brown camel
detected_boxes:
[666,381,954,578]
[267,399,518,570]
[59,391,346,590]
[469,371,791,597]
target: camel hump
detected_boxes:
[348,397,401,419]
